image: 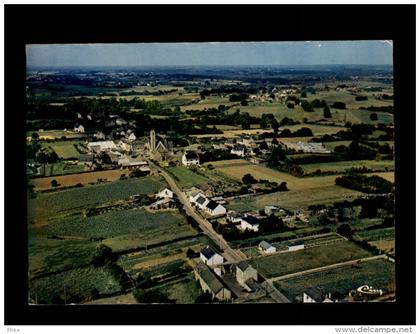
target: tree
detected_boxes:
[133,288,173,303]
[51,179,58,187]
[242,173,257,184]
[278,181,288,191]
[337,224,353,239]
[271,118,279,133]
[240,99,248,106]
[186,248,197,259]
[300,91,307,98]
[195,291,214,303]
[323,105,332,118]
[370,113,378,121]
[331,102,346,109]
[287,102,294,109]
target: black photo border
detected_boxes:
[4,4,416,326]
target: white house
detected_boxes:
[264,205,280,216]
[190,193,209,210]
[200,246,224,266]
[288,243,305,252]
[258,241,276,254]
[226,211,243,224]
[157,188,174,199]
[303,287,332,303]
[74,124,85,133]
[127,133,136,142]
[182,151,200,166]
[238,215,260,232]
[230,144,246,157]
[205,200,226,216]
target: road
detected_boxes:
[148,160,247,263]
[268,254,387,283]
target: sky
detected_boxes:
[26,41,393,67]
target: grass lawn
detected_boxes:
[41,140,82,159]
[250,240,373,278]
[160,273,202,304]
[274,259,395,301]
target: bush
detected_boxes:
[242,173,257,184]
[331,102,346,109]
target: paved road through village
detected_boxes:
[148,160,247,263]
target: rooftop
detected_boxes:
[304,287,325,302]
[200,246,217,260]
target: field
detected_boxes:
[250,240,373,278]
[29,265,123,304]
[167,166,215,188]
[27,130,86,141]
[28,176,166,224]
[274,258,395,301]
[41,140,82,159]
[30,169,137,190]
[156,273,202,304]
[300,160,394,174]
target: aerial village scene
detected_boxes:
[27,41,395,304]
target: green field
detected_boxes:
[28,176,165,223]
[250,240,373,278]
[167,167,214,188]
[41,141,82,159]
[353,227,395,242]
[300,160,394,174]
[158,273,202,304]
[29,265,122,304]
[274,259,395,301]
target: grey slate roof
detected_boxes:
[206,200,219,211]
[304,287,325,302]
[196,262,225,294]
[185,151,199,160]
[200,246,217,260]
[196,196,207,205]
[242,215,260,226]
[258,241,273,250]
[236,261,251,272]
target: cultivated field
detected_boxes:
[274,258,395,301]
[30,169,134,190]
[28,176,166,224]
[250,240,373,278]
[27,130,86,141]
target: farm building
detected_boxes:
[280,141,331,154]
[194,262,232,301]
[74,124,85,133]
[226,211,243,224]
[288,242,305,252]
[235,262,258,291]
[118,158,150,172]
[190,193,209,210]
[230,144,246,157]
[303,287,333,303]
[258,241,276,254]
[88,140,117,153]
[200,246,224,266]
[238,215,260,232]
[182,151,200,166]
[205,200,226,216]
[156,188,174,199]
[264,205,281,216]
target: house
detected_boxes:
[74,124,85,133]
[196,183,214,197]
[194,262,231,301]
[200,246,224,266]
[258,241,276,254]
[127,133,136,142]
[230,144,246,157]
[93,131,106,140]
[182,151,200,166]
[210,196,226,205]
[238,215,260,232]
[157,188,173,199]
[303,287,333,303]
[190,193,209,210]
[226,211,243,224]
[118,158,150,172]
[235,262,258,290]
[288,242,305,252]
[265,205,280,216]
[205,200,226,216]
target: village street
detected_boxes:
[147,160,247,263]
